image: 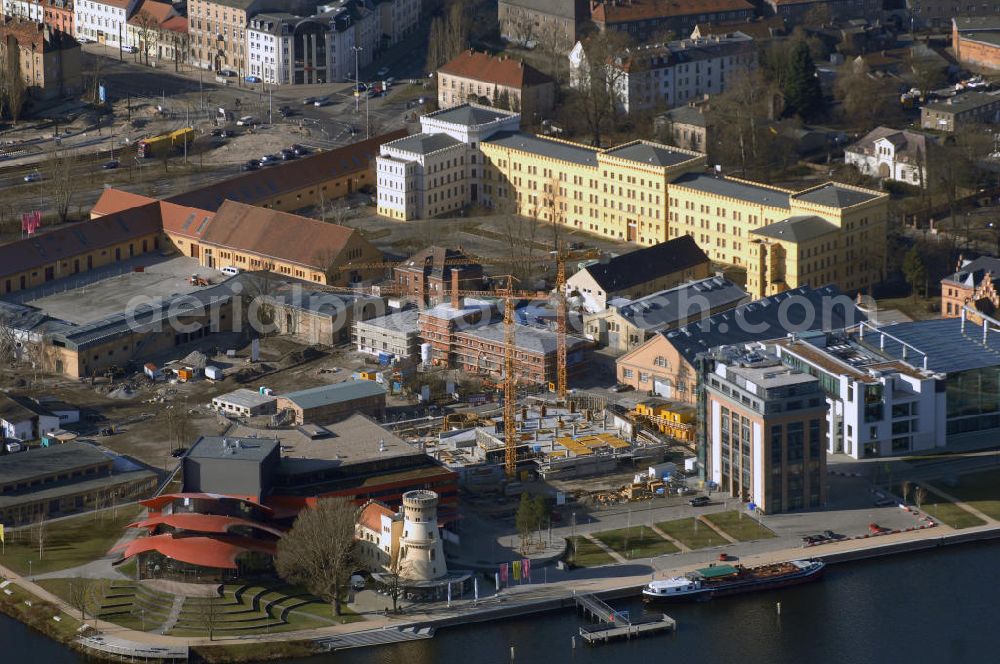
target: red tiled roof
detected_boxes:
[358,501,394,531]
[129,513,286,537]
[591,0,753,24]
[159,201,214,239]
[201,200,357,272]
[160,16,188,33]
[91,189,156,217]
[127,0,176,26]
[438,50,553,88]
[114,534,277,569]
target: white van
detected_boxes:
[221,266,242,276]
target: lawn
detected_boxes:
[932,469,1000,521]
[0,582,83,641]
[890,483,985,529]
[874,296,940,321]
[656,517,730,550]
[594,526,679,560]
[702,511,776,542]
[0,505,144,576]
[566,536,615,568]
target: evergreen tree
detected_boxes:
[902,246,926,300]
[782,40,823,121]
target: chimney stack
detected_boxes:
[451,267,461,310]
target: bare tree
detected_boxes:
[194,595,222,641]
[69,580,90,620]
[33,512,46,560]
[914,485,928,512]
[566,31,633,147]
[275,497,358,617]
[132,11,160,67]
[1,44,27,122]
[380,556,411,614]
[42,141,79,224]
[901,480,912,504]
[87,579,110,624]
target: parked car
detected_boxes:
[302,96,318,105]
[122,45,138,54]
[236,115,255,126]
[221,266,242,276]
[23,172,41,182]
[222,129,237,138]
[280,149,297,160]
[102,160,120,169]
[210,128,224,137]
[244,75,262,83]
[260,154,280,165]
[242,159,261,171]
[290,144,310,155]
[688,496,710,507]
[823,530,845,540]
[216,69,236,77]
[313,97,332,107]
[170,447,188,458]
[610,384,633,393]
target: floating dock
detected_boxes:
[573,593,675,645]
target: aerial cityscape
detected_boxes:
[0,0,999,662]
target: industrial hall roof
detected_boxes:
[0,202,162,279]
[576,235,709,294]
[200,200,359,272]
[278,380,387,410]
[165,130,405,210]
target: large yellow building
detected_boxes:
[377,104,889,299]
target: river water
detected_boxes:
[7,542,999,664]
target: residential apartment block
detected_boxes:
[763,0,883,25]
[187,0,309,75]
[952,16,1000,72]
[844,126,933,189]
[376,0,418,47]
[0,16,81,100]
[246,9,355,85]
[73,0,136,47]
[438,50,555,120]
[703,349,827,514]
[498,0,585,53]
[378,105,887,300]
[590,0,754,43]
[569,31,757,114]
[911,0,1000,30]
[920,90,1000,132]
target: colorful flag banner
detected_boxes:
[499,563,508,584]
[522,558,531,581]
[512,560,521,582]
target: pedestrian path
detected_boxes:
[650,524,691,553]
[157,595,184,635]
[697,516,738,544]
[583,533,627,563]
[921,483,998,524]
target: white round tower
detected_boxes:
[398,490,447,581]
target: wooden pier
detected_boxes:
[573,593,676,645]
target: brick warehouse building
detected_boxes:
[953,17,1000,72]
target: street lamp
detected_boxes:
[352,45,363,112]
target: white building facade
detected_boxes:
[569,32,757,114]
[376,104,521,220]
[844,127,931,189]
[2,0,44,22]
[74,0,137,47]
[771,329,945,460]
